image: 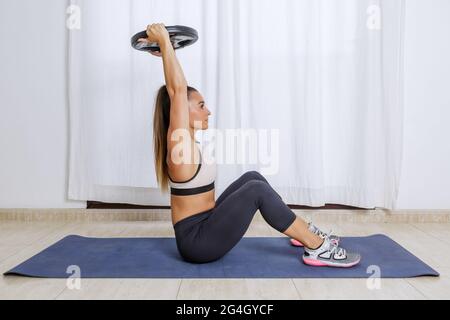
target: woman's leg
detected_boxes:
[183,180,323,263]
[215,171,282,206]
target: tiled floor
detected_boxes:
[0,218,448,300]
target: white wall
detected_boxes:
[0,0,85,208]
[0,0,449,209]
[396,0,450,209]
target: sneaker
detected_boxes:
[290,222,340,247]
[302,237,361,268]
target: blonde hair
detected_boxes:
[153,85,198,192]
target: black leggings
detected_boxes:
[173,171,297,263]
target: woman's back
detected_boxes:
[168,141,216,225]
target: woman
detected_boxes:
[142,23,361,267]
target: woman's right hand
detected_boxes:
[148,50,163,57]
[138,23,170,47]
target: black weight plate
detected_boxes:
[131,25,198,52]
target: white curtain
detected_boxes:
[68,0,405,209]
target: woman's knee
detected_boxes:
[241,180,271,197]
[243,170,267,182]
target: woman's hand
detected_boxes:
[148,50,163,57]
[137,23,170,49]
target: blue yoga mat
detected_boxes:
[3,234,439,278]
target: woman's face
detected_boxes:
[189,91,211,130]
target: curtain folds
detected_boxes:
[68,0,405,209]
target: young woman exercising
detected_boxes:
[142,23,361,267]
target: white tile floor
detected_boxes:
[0,219,448,300]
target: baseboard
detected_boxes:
[0,208,449,223]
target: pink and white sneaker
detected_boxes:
[302,237,361,268]
[290,222,340,247]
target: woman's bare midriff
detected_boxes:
[171,189,216,226]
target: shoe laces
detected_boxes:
[309,221,333,239]
[328,241,346,258]
[318,228,333,239]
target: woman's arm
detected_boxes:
[159,38,188,97]
[144,24,195,175]
[142,24,190,133]
[156,28,190,139]
[162,39,193,171]
[160,38,189,137]
[140,23,188,96]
